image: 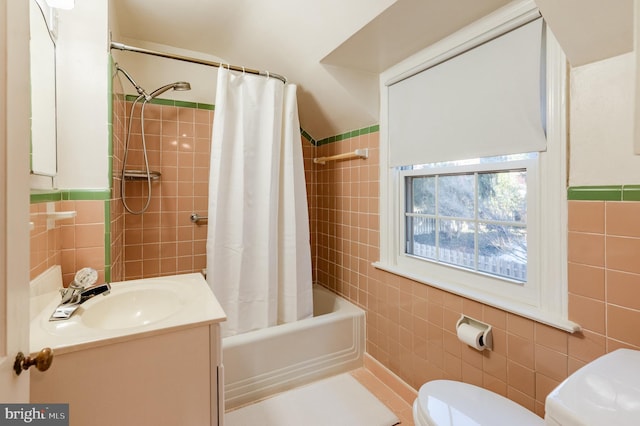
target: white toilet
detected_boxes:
[413,348,640,425]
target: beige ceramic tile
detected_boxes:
[606,236,640,274]
[461,361,483,387]
[482,351,507,382]
[483,305,507,329]
[568,262,605,300]
[606,201,640,237]
[568,293,606,334]
[568,329,606,364]
[568,200,604,233]
[535,373,561,407]
[607,270,640,311]
[507,314,534,339]
[75,223,104,249]
[567,231,605,267]
[74,200,105,224]
[535,323,569,354]
[507,333,535,369]
[534,345,568,382]
[607,305,640,347]
[75,247,104,271]
[507,360,535,397]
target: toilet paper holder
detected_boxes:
[456,315,493,351]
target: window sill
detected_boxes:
[372,261,581,333]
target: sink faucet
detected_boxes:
[50,268,111,321]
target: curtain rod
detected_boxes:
[110,41,287,84]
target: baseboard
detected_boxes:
[364,353,417,406]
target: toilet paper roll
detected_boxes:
[457,323,485,350]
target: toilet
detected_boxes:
[413,348,640,425]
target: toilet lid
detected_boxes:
[545,349,640,426]
[416,380,544,426]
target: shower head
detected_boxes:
[147,81,192,100]
[173,82,191,91]
[115,64,191,101]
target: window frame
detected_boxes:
[375,0,579,332]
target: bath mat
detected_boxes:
[225,373,400,426]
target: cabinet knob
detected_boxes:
[13,348,54,376]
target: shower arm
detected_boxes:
[115,64,151,100]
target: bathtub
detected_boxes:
[222,284,365,409]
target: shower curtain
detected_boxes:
[206,68,313,337]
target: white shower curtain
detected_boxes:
[206,68,313,337]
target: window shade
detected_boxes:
[388,18,546,167]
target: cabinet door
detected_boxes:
[31,327,212,426]
[211,323,223,426]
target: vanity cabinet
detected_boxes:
[30,323,223,426]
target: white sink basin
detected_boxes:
[80,287,183,330]
[30,273,226,355]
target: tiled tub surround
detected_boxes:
[117,99,213,280]
[110,89,126,283]
[113,98,313,281]
[306,129,640,417]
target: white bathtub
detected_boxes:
[222,284,365,409]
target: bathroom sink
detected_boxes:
[30,273,226,355]
[80,287,183,330]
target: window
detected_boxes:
[403,155,534,283]
[376,1,578,331]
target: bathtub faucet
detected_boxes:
[50,268,111,321]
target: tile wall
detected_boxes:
[30,198,107,284]
[119,100,213,279]
[29,202,61,280]
[306,129,640,417]
[110,86,126,282]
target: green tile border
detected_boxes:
[108,57,114,191]
[62,190,111,201]
[314,124,380,147]
[103,200,111,283]
[30,189,111,204]
[174,100,199,109]
[124,94,215,111]
[622,185,640,201]
[30,190,63,203]
[567,185,640,201]
[122,95,380,147]
[567,186,622,201]
[300,128,316,145]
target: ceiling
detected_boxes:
[110,0,633,141]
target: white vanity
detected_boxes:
[29,268,226,426]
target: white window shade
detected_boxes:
[388,18,546,167]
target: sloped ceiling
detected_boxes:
[535,0,633,67]
[110,0,634,141]
[321,0,512,73]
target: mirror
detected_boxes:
[30,0,57,176]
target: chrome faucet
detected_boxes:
[50,268,111,321]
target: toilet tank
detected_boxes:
[545,349,640,426]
